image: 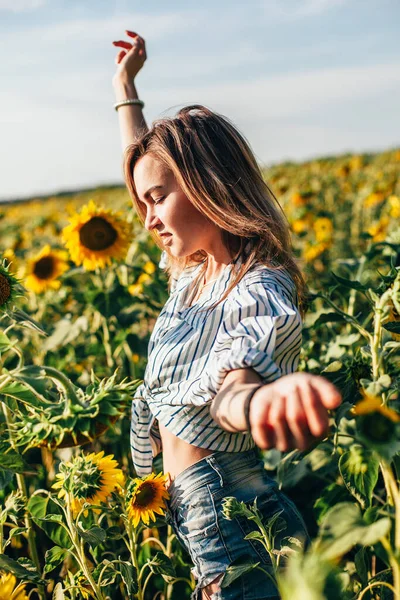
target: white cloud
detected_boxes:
[0,0,45,12]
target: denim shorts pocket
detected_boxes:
[175,484,218,545]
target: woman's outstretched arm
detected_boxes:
[112,30,149,152]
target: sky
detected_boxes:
[0,0,399,201]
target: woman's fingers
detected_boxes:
[301,381,330,438]
[113,40,135,51]
[115,50,126,65]
[285,387,312,450]
[307,376,342,410]
[267,395,294,452]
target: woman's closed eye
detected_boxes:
[153,196,165,205]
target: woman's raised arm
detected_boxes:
[112,30,149,152]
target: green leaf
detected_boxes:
[331,272,369,291]
[313,313,348,328]
[220,557,262,589]
[313,483,350,525]
[277,549,350,600]
[354,548,369,591]
[244,530,264,542]
[316,502,391,560]
[0,332,12,352]
[0,451,31,474]
[0,554,44,584]
[0,381,44,408]
[147,552,176,580]
[28,495,72,549]
[383,322,400,334]
[321,360,343,373]
[339,445,379,509]
[44,546,68,574]
[119,561,138,594]
[77,525,106,546]
[277,449,309,488]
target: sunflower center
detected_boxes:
[133,482,156,507]
[0,273,11,306]
[33,256,55,280]
[79,217,118,251]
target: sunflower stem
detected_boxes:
[140,536,167,554]
[126,523,144,600]
[100,315,114,369]
[65,494,105,600]
[1,401,45,600]
[39,365,83,406]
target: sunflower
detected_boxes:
[364,192,385,208]
[61,199,133,271]
[291,218,309,234]
[0,260,22,311]
[351,390,400,459]
[302,242,330,262]
[367,216,390,242]
[126,472,170,527]
[143,261,156,275]
[313,217,333,243]
[53,451,124,517]
[388,195,400,219]
[0,572,28,600]
[351,391,400,423]
[24,245,69,294]
[291,192,307,208]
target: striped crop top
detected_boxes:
[130,249,303,476]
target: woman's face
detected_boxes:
[133,153,224,259]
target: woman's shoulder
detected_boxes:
[231,261,299,309]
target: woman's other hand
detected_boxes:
[250,372,342,452]
[112,30,147,82]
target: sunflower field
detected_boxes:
[0,147,399,600]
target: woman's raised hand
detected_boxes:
[112,30,147,81]
[249,372,342,452]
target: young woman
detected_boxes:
[112,31,342,600]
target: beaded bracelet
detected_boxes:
[243,384,263,432]
[114,98,145,111]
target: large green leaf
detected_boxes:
[0,554,44,584]
[44,546,69,575]
[315,502,391,560]
[220,557,262,589]
[339,445,379,509]
[0,451,31,474]
[27,495,72,549]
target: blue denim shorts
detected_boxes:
[164,448,310,600]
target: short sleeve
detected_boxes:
[158,250,179,293]
[206,275,302,396]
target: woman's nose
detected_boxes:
[145,211,162,232]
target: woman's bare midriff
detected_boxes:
[158,421,215,485]
[158,284,218,485]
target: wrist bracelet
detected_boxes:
[243,384,263,432]
[114,98,145,111]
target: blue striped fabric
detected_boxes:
[130,249,303,476]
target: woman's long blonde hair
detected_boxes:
[124,104,309,318]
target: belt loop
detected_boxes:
[206,455,224,488]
